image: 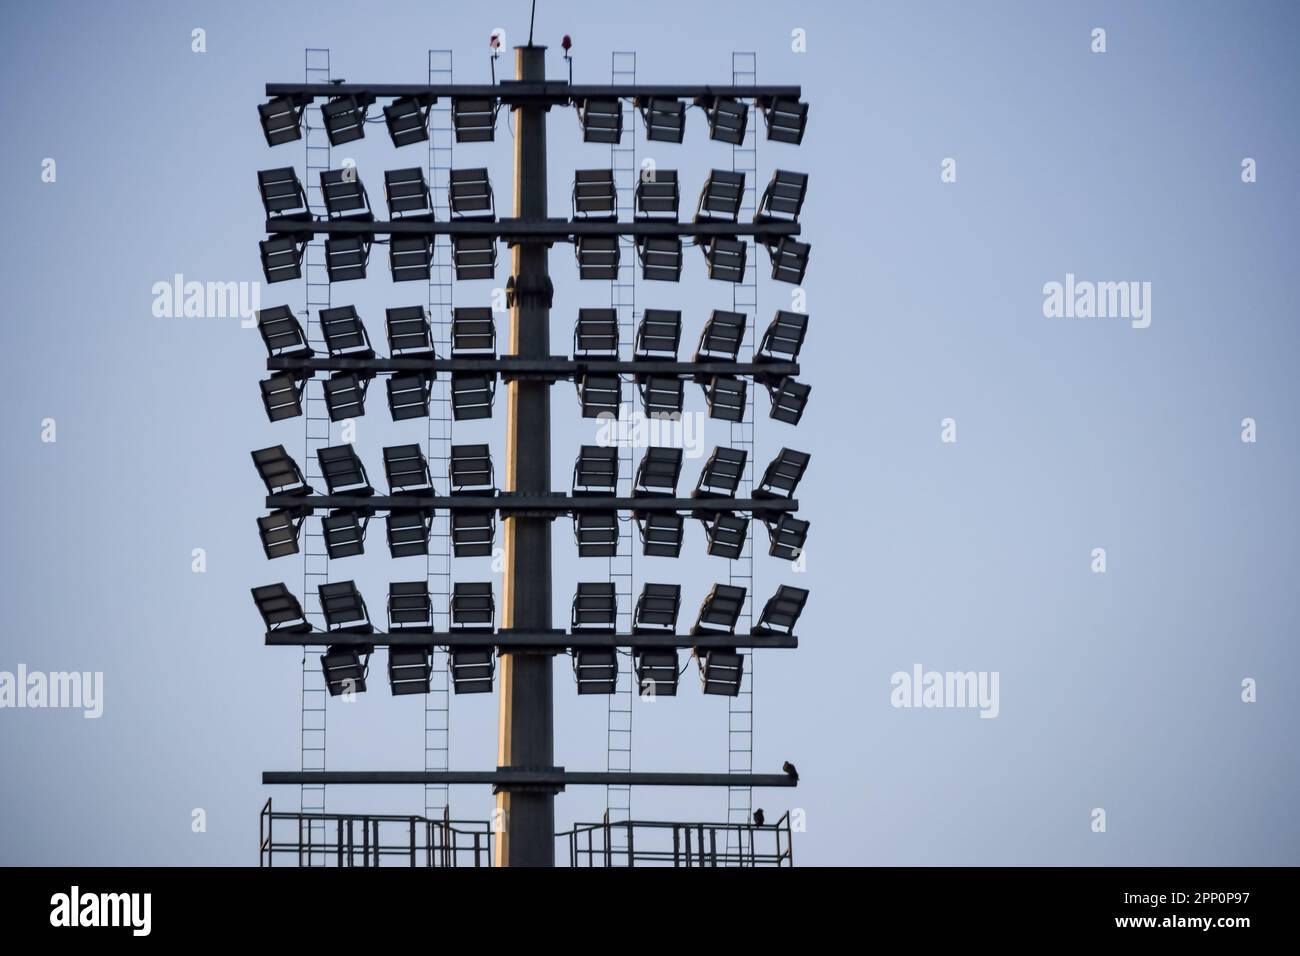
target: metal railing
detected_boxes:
[559,811,794,867]
[259,799,493,867]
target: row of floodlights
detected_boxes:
[257,305,809,426]
[262,165,806,227]
[260,93,808,149]
[258,165,809,285]
[252,579,807,697]
[252,443,810,562]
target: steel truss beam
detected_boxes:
[267,355,799,379]
[265,82,801,102]
[263,218,800,241]
[266,493,798,515]
[264,629,798,650]
[262,769,798,789]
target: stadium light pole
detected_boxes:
[496,42,554,867]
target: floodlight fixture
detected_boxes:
[251,445,312,497]
[452,97,496,142]
[704,376,747,422]
[386,306,435,357]
[763,97,809,145]
[758,310,808,362]
[702,237,747,283]
[575,236,619,280]
[450,582,494,694]
[384,167,434,219]
[765,513,809,562]
[573,169,617,219]
[634,583,681,632]
[324,235,371,282]
[700,648,744,696]
[451,373,495,421]
[579,98,622,143]
[577,373,621,418]
[756,448,810,499]
[321,94,371,146]
[260,372,305,422]
[449,443,494,493]
[389,581,433,630]
[693,583,746,635]
[638,375,685,416]
[573,445,618,495]
[260,235,306,283]
[257,510,302,559]
[386,510,431,557]
[640,98,686,143]
[322,372,369,421]
[318,580,374,633]
[754,585,809,636]
[383,96,431,147]
[574,512,618,557]
[695,170,745,222]
[635,309,682,359]
[387,374,432,420]
[390,236,434,281]
[258,167,309,220]
[695,446,746,498]
[757,170,809,222]
[636,511,684,558]
[251,582,311,632]
[451,235,496,280]
[768,238,810,285]
[448,168,494,219]
[388,645,433,695]
[383,444,434,496]
[571,583,618,695]
[321,645,371,697]
[768,377,811,425]
[704,511,748,559]
[706,97,748,145]
[637,236,683,281]
[635,170,679,219]
[257,305,313,358]
[322,509,367,558]
[575,309,618,356]
[451,308,496,355]
[317,444,374,496]
[319,306,375,358]
[635,446,684,497]
[320,168,374,221]
[259,96,305,147]
[695,310,746,361]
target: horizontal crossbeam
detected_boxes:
[264,629,797,650]
[265,82,801,102]
[262,769,799,789]
[265,493,798,515]
[267,355,799,378]
[264,217,799,241]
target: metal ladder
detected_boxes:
[424,48,455,821]
[605,50,638,832]
[726,50,758,848]
[299,46,333,865]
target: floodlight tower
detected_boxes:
[496,41,555,867]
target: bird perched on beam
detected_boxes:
[753,808,765,827]
[782,761,799,782]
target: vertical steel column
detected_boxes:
[494,44,555,867]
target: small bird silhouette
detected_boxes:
[782,761,799,782]
[753,808,765,827]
